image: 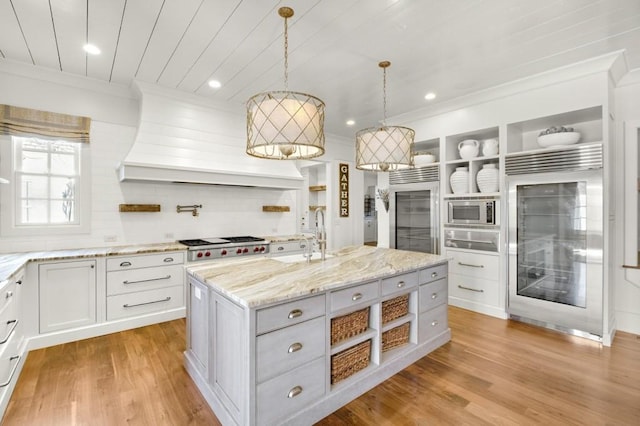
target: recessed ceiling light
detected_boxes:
[83,44,101,55]
[346,119,355,126]
[424,92,436,101]
[208,80,222,89]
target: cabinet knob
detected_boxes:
[288,342,303,353]
[431,272,438,278]
[16,280,22,285]
[287,386,303,398]
[397,281,405,288]
[352,293,363,301]
[288,309,303,319]
[431,320,439,327]
[431,293,438,300]
[5,291,12,299]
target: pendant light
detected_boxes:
[355,61,414,171]
[246,7,325,160]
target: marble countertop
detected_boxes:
[187,245,447,308]
[0,242,187,284]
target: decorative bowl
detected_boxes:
[537,132,581,148]
[413,152,436,165]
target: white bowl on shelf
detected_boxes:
[537,132,581,148]
[413,152,436,165]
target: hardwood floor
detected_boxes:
[3,307,639,425]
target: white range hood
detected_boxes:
[118,81,304,190]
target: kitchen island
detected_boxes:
[185,245,450,426]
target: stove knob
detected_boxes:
[205,251,211,257]
[243,248,249,253]
[259,246,266,252]
[196,252,203,258]
[253,247,260,253]
[221,250,227,256]
[236,248,243,254]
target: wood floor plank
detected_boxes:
[2,307,639,425]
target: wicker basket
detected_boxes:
[331,339,371,384]
[381,294,409,324]
[382,322,410,352]
[331,307,369,345]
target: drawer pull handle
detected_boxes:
[5,291,13,299]
[16,280,22,285]
[0,320,18,344]
[288,342,303,353]
[431,293,438,300]
[123,275,171,285]
[123,297,171,308]
[287,386,303,398]
[458,262,484,268]
[288,309,303,319]
[397,281,405,288]
[120,261,132,267]
[458,285,484,293]
[431,272,438,278]
[163,257,174,263]
[352,293,363,301]
[278,246,285,251]
[0,355,20,388]
[431,320,439,327]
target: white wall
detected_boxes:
[613,69,640,335]
[0,63,360,253]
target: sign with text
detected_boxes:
[339,163,349,217]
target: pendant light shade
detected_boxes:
[246,7,325,160]
[356,61,414,171]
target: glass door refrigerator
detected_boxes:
[389,181,440,254]
[506,145,603,338]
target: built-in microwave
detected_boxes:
[447,199,498,226]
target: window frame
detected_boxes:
[0,135,91,237]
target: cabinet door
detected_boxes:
[39,260,96,334]
[188,278,209,377]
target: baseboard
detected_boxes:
[448,298,508,319]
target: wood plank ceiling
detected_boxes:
[0,0,639,138]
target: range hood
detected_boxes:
[117,81,303,190]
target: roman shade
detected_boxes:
[0,104,90,143]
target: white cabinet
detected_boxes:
[0,268,26,417]
[364,218,377,242]
[38,260,97,333]
[187,277,209,378]
[105,252,184,321]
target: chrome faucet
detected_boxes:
[314,207,327,261]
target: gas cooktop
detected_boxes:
[179,236,269,261]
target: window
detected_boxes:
[0,135,91,236]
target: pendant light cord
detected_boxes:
[382,66,387,126]
[283,14,289,91]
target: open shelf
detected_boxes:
[330,328,377,355]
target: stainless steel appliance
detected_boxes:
[505,144,603,337]
[444,228,500,252]
[389,166,439,254]
[179,236,269,262]
[447,198,498,226]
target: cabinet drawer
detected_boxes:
[448,250,499,280]
[381,271,417,296]
[449,273,500,307]
[270,240,307,256]
[106,251,184,271]
[331,281,378,312]
[419,263,448,284]
[257,357,325,426]
[256,294,325,335]
[0,332,22,397]
[418,304,448,342]
[107,265,184,295]
[0,282,17,327]
[106,285,184,321]
[256,316,325,383]
[419,278,447,313]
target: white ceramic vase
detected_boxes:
[450,167,469,194]
[476,164,499,193]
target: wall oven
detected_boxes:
[389,165,439,254]
[505,143,603,338]
[447,199,498,226]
